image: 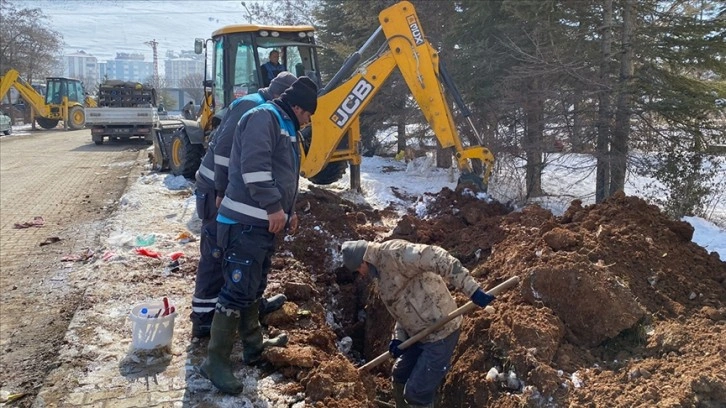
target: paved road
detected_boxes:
[0,129,146,405]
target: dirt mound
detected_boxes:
[269,187,725,407]
[399,190,726,407]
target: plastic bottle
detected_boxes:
[139,307,149,318]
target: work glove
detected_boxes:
[388,339,405,358]
[470,288,495,307]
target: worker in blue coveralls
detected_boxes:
[260,49,286,87]
[199,76,318,394]
[190,72,297,339]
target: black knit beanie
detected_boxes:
[281,76,318,114]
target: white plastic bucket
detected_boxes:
[129,302,177,349]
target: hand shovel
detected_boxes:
[359,275,520,372]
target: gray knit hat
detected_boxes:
[268,71,297,97]
[341,240,368,272]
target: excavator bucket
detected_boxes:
[457,172,488,193]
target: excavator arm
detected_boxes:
[0,69,49,117]
[300,1,494,190]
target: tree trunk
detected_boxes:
[570,90,584,153]
[396,122,406,155]
[595,0,614,203]
[436,143,453,169]
[524,79,544,198]
[610,0,635,196]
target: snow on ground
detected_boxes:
[65,165,302,406]
[0,123,33,138]
[303,155,457,210]
[683,216,726,258]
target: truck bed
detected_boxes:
[85,107,159,126]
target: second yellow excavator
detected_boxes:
[0,69,96,130]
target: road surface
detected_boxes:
[0,128,146,405]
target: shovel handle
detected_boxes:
[359,275,520,372]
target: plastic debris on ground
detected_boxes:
[102,251,117,261]
[163,175,191,190]
[14,216,45,229]
[134,248,161,258]
[39,236,62,246]
[60,248,95,262]
[168,251,184,261]
[175,231,195,243]
[134,234,156,247]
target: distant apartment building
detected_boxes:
[98,62,107,82]
[164,50,205,87]
[63,50,99,87]
[104,53,153,83]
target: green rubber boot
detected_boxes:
[263,332,288,348]
[259,293,287,317]
[199,311,244,394]
[239,302,288,364]
[392,382,409,408]
[239,303,265,364]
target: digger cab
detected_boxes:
[41,77,88,126]
[45,77,86,106]
[196,24,320,115]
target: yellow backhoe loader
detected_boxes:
[0,69,96,130]
[155,1,494,190]
[153,22,319,178]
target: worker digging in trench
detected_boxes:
[341,239,496,408]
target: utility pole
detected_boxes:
[144,39,159,89]
[241,1,252,23]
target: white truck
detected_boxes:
[85,81,161,145]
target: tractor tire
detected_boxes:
[307,161,348,185]
[169,129,204,179]
[68,106,86,130]
[36,117,60,129]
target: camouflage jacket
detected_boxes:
[364,239,481,343]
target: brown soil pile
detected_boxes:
[262,187,726,407]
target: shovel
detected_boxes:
[359,275,520,372]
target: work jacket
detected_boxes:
[213,90,272,198]
[217,101,299,228]
[261,62,286,86]
[364,239,481,343]
[195,129,218,192]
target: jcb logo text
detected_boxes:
[330,79,374,128]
